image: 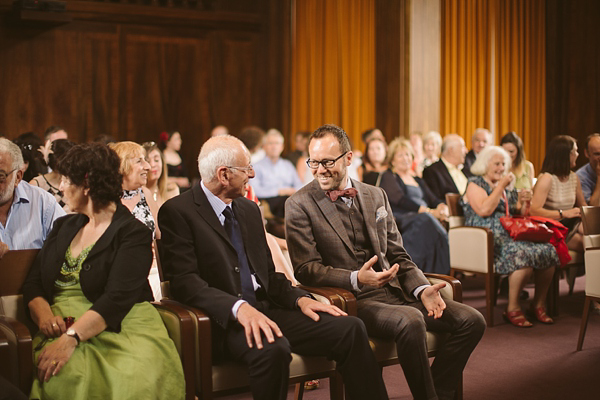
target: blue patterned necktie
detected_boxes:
[222,207,257,306]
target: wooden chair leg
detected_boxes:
[294,382,305,400]
[567,266,578,296]
[329,373,344,400]
[577,296,592,351]
[485,272,495,327]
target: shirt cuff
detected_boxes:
[350,270,361,291]
[232,300,247,320]
[413,284,431,300]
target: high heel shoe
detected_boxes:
[503,309,533,328]
[528,306,554,324]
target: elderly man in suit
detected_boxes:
[462,128,492,177]
[158,135,388,400]
[422,134,469,201]
[285,124,485,400]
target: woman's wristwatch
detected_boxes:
[558,209,563,219]
[66,328,81,345]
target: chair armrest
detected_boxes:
[0,315,33,394]
[153,300,197,400]
[299,286,358,316]
[424,273,463,302]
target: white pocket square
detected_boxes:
[376,206,388,222]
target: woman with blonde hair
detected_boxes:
[142,141,180,208]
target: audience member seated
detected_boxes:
[159,130,191,190]
[110,141,161,300]
[211,125,229,137]
[14,132,47,182]
[576,133,600,206]
[43,125,68,143]
[158,134,385,400]
[285,130,310,169]
[463,128,492,178]
[361,128,385,144]
[239,125,266,164]
[422,130,443,168]
[500,131,535,190]
[253,129,303,218]
[461,146,560,327]
[285,124,485,400]
[357,137,387,185]
[0,138,65,251]
[409,131,425,177]
[142,141,180,208]
[531,135,587,252]
[379,138,450,275]
[30,139,75,211]
[22,142,184,399]
[423,133,469,201]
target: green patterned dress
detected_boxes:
[30,244,185,400]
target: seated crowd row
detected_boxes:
[0,123,598,400]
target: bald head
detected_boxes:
[441,134,467,166]
[198,135,249,183]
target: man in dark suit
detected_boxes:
[462,128,492,178]
[158,135,388,400]
[422,134,469,201]
[285,125,485,400]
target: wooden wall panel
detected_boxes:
[0,0,289,176]
[546,0,600,168]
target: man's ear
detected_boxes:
[14,169,23,187]
[216,166,229,185]
[345,151,354,166]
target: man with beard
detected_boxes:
[0,138,65,256]
[285,124,485,400]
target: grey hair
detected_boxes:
[0,138,25,170]
[470,145,512,176]
[472,128,493,145]
[441,134,463,155]
[265,128,284,142]
[423,131,442,149]
[197,135,249,182]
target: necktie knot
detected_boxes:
[326,188,358,202]
[222,206,234,220]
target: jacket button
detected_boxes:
[83,264,91,271]
[234,267,240,273]
[238,293,243,298]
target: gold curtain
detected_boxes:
[291,0,375,149]
[495,0,546,172]
[441,0,492,145]
[441,0,546,171]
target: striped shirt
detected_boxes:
[543,172,578,211]
[0,181,66,250]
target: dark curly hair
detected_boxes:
[57,142,123,210]
[48,139,75,171]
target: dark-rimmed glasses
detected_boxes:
[306,152,348,169]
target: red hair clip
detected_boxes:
[159,131,169,143]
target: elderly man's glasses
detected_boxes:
[306,152,348,169]
[227,165,254,174]
[0,169,17,183]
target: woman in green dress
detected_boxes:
[22,142,185,399]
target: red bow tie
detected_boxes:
[326,188,358,202]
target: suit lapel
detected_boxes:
[353,180,383,258]
[309,180,353,252]
[193,184,235,250]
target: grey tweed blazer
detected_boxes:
[285,179,429,302]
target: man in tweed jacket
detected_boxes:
[285,124,485,400]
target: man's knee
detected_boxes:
[464,308,486,338]
[249,336,293,368]
[394,308,427,342]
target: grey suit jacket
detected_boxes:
[285,179,429,302]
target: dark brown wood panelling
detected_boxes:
[0,0,289,178]
[546,0,600,168]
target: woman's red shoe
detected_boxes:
[529,306,554,324]
[503,309,533,327]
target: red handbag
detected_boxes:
[499,192,554,242]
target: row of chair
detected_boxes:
[0,246,464,399]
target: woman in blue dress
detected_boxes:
[379,138,451,275]
[461,146,560,328]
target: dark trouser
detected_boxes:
[357,286,486,400]
[225,302,389,400]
